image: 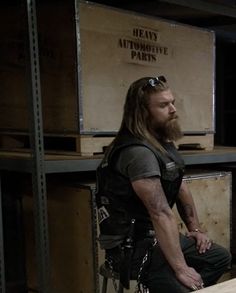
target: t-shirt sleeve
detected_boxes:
[115,145,161,181]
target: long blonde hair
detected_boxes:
[116,76,170,152]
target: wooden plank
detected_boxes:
[0,132,115,156]
[196,278,236,292]
[77,135,114,155]
[176,134,214,151]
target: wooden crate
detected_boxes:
[0,1,215,151]
[22,171,232,293]
[173,171,232,250]
[78,1,215,149]
[22,181,99,293]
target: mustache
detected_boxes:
[169,114,178,120]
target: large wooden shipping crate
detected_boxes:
[22,181,98,293]
[78,2,215,145]
[174,171,231,250]
[22,171,231,293]
[0,1,215,153]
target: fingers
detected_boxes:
[197,239,213,254]
[186,231,213,252]
[176,266,203,291]
[206,239,213,249]
[191,282,204,291]
[191,284,198,290]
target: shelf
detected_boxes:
[180,146,236,165]
[1,146,236,173]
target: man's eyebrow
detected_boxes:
[158,99,175,104]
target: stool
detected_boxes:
[99,263,125,293]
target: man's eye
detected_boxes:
[160,103,167,108]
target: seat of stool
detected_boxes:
[99,263,124,293]
[99,262,138,281]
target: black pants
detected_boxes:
[106,234,231,293]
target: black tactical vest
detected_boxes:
[96,132,185,241]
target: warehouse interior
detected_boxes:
[0,0,236,292]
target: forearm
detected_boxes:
[132,178,188,272]
[132,177,203,288]
[177,182,201,232]
[151,208,188,272]
[177,202,200,231]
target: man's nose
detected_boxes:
[169,103,176,113]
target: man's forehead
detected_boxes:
[150,89,174,102]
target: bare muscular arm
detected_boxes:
[132,177,203,290]
[176,181,213,254]
[176,181,200,231]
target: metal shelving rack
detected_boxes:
[0,0,236,293]
[0,0,50,292]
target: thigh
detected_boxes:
[180,233,231,286]
[180,233,231,269]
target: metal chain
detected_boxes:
[135,253,149,293]
[135,239,157,293]
[106,256,119,293]
[106,238,157,293]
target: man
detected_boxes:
[96,76,231,292]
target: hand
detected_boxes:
[175,265,204,290]
[186,230,213,254]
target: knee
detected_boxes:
[215,245,232,268]
[223,249,232,267]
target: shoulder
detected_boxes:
[116,145,161,181]
[121,145,156,159]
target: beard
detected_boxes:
[155,117,183,142]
